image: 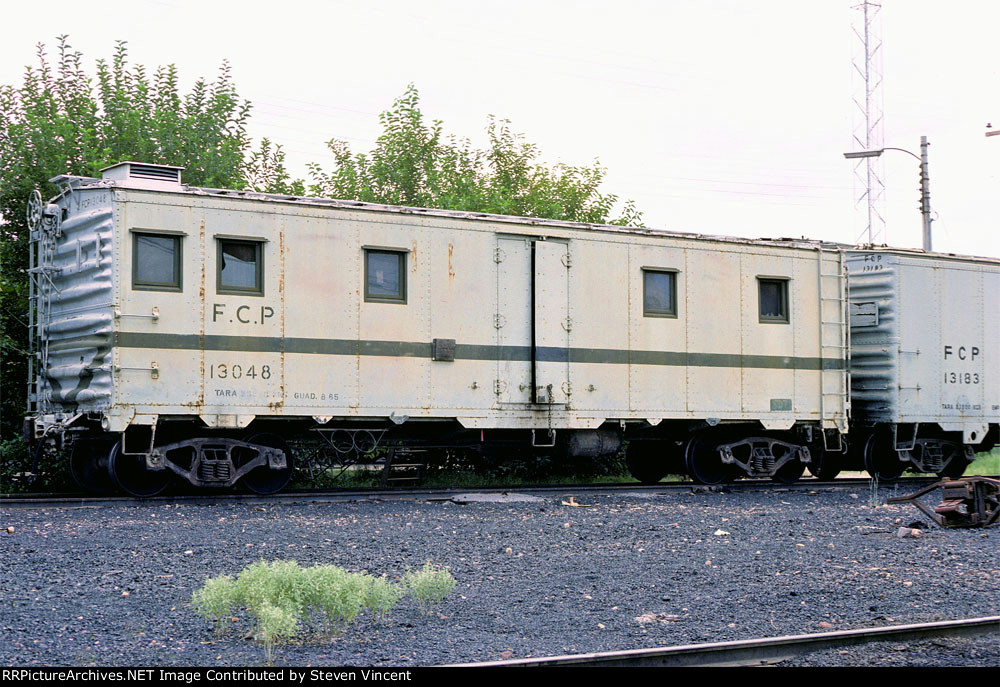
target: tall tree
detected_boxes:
[1,46,643,452]
[307,84,643,227]
[0,37,293,440]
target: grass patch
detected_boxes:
[316,465,657,490]
[968,449,999,476]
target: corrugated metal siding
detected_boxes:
[38,191,115,413]
[846,252,899,423]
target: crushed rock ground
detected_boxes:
[1,485,997,667]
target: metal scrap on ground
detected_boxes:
[887,477,1000,528]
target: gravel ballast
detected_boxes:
[2,485,997,667]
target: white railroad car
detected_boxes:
[27,162,849,494]
[846,249,1000,479]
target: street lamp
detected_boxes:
[844,136,933,252]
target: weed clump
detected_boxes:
[192,559,456,661]
[401,562,457,615]
[256,601,299,663]
[364,574,404,621]
[190,574,238,635]
[304,564,368,633]
[237,560,309,622]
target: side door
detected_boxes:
[496,236,532,404]
[495,235,570,405]
[533,239,570,404]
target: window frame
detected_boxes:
[364,248,408,304]
[642,267,679,318]
[757,276,790,324]
[216,238,265,297]
[132,231,183,292]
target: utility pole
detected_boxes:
[920,136,932,252]
[844,136,932,251]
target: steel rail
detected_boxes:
[447,616,1000,667]
[0,476,948,509]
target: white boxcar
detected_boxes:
[28,162,849,493]
[846,248,1000,478]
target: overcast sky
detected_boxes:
[3,1,997,257]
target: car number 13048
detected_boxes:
[209,363,272,380]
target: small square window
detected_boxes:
[758,278,789,323]
[218,239,264,296]
[365,249,407,303]
[133,232,182,291]
[643,269,677,317]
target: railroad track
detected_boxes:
[0,475,946,509]
[448,616,1000,667]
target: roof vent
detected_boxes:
[100,161,184,190]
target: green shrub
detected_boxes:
[256,600,299,663]
[364,574,403,621]
[234,560,309,620]
[191,559,421,660]
[402,562,456,615]
[190,574,237,635]
[0,437,74,493]
[303,564,368,634]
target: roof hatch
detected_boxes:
[100,162,184,190]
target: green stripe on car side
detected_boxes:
[114,332,843,370]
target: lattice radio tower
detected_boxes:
[851,1,886,245]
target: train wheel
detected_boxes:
[241,433,295,495]
[938,452,969,479]
[108,440,170,497]
[772,449,806,484]
[805,443,841,481]
[685,436,732,485]
[813,465,842,481]
[70,439,116,493]
[862,429,904,482]
[625,442,666,484]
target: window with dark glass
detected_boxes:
[643,269,677,317]
[365,249,407,303]
[758,277,789,323]
[218,239,264,295]
[133,232,182,291]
